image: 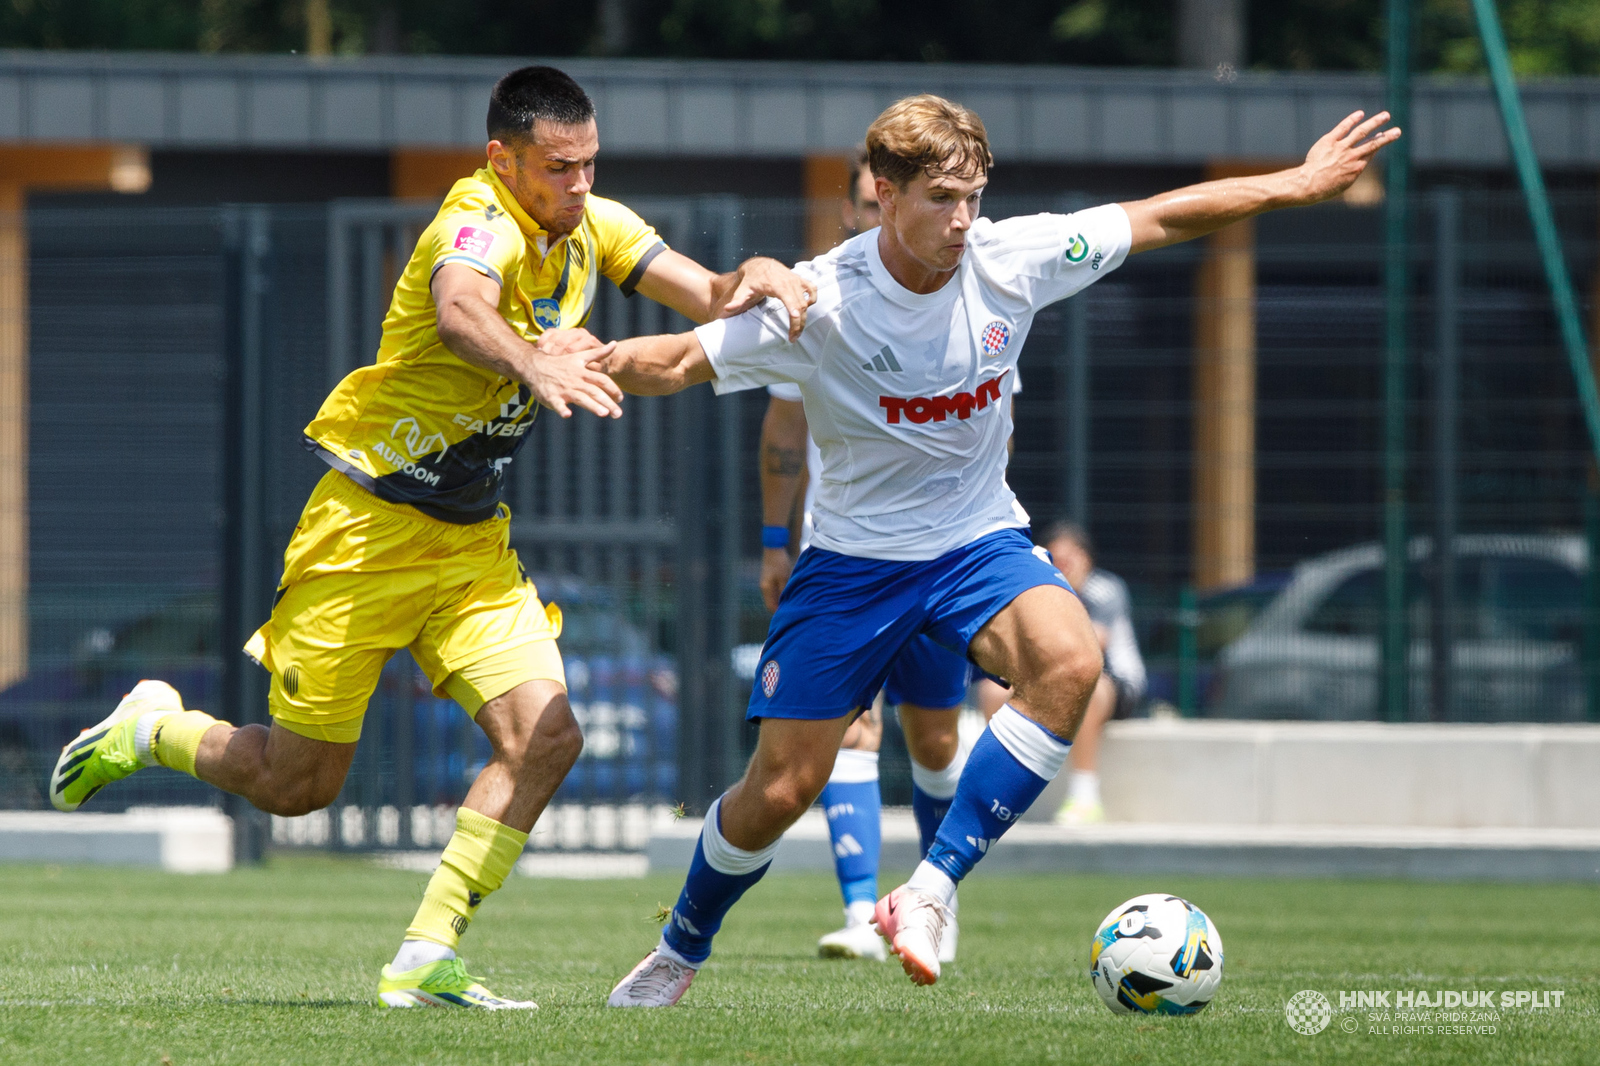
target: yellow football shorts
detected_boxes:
[243,470,566,744]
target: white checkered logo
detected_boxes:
[761,660,780,698]
[1285,990,1332,1035]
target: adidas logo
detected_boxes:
[834,834,864,858]
[861,346,903,373]
[966,835,992,854]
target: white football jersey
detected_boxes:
[769,370,1023,554]
[699,204,1131,561]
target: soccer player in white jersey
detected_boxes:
[597,93,1399,1004]
[761,148,1021,961]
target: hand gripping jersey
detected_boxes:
[703,205,1131,560]
[305,167,666,524]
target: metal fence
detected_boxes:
[2,187,1597,852]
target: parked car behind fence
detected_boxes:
[1214,535,1586,721]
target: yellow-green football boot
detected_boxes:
[378,958,537,1010]
[49,679,181,811]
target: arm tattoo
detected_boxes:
[762,444,804,477]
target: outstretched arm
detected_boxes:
[433,264,623,418]
[633,250,818,341]
[588,331,715,396]
[1122,110,1401,254]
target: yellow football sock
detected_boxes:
[405,807,528,951]
[151,710,222,778]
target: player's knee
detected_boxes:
[1058,638,1104,697]
[905,728,957,771]
[489,694,584,772]
[760,770,825,823]
[545,712,584,769]
[260,772,343,817]
[1023,632,1101,700]
[505,713,583,776]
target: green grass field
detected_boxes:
[0,855,1593,1065]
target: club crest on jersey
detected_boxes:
[454,226,495,257]
[979,320,1011,357]
[531,298,561,330]
[761,660,780,698]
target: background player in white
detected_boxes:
[760,148,1018,961]
[597,94,1399,1004]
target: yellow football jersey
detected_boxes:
[304,166,666,523]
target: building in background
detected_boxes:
[3,53,1600,722]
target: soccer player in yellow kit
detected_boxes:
[48,65,814,1010]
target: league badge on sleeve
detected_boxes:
[532,298,562,330]
[980,320,1012,358]
[454,226,496,258]
[761,660,780,698]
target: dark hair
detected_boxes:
[487,66,595,144]
[1039,520,1092,558]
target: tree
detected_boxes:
[3,0,1600,78]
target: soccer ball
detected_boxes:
[1089,893,1224,1015]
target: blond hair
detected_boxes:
[865,95,992,189]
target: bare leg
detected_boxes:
[839,696,883,753]
[718,715,854,851]
[195,721,355,817]
[967,584,1102,740]
[1068,673,1117,773]
[897,704,960,770]
[460,679,584,833]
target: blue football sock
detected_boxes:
[921,705,1070,887]
[660,797,779,965]
[909,740,967,860]
[910,784,949,863]
[820,749,881,907]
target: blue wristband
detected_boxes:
[761,525,791,550]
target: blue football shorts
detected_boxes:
[747,528,1075,721]
[882,635,971,710]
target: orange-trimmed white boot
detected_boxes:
[873,885,953,986]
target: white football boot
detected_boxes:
[818,903,888,960]
[939,891,959,963]
[607,945,698,1007]
[873,885,954,986]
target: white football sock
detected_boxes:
[990,704,1072,780]
[391,939,455,972]
[133,710,177,767]
[908,738,967,800]
[905,861,957,909]
[845,900,876,927]
[830,747,879,783]
[653,936,698,969]
[701,797,781,874]
[1069,770,1101,806]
